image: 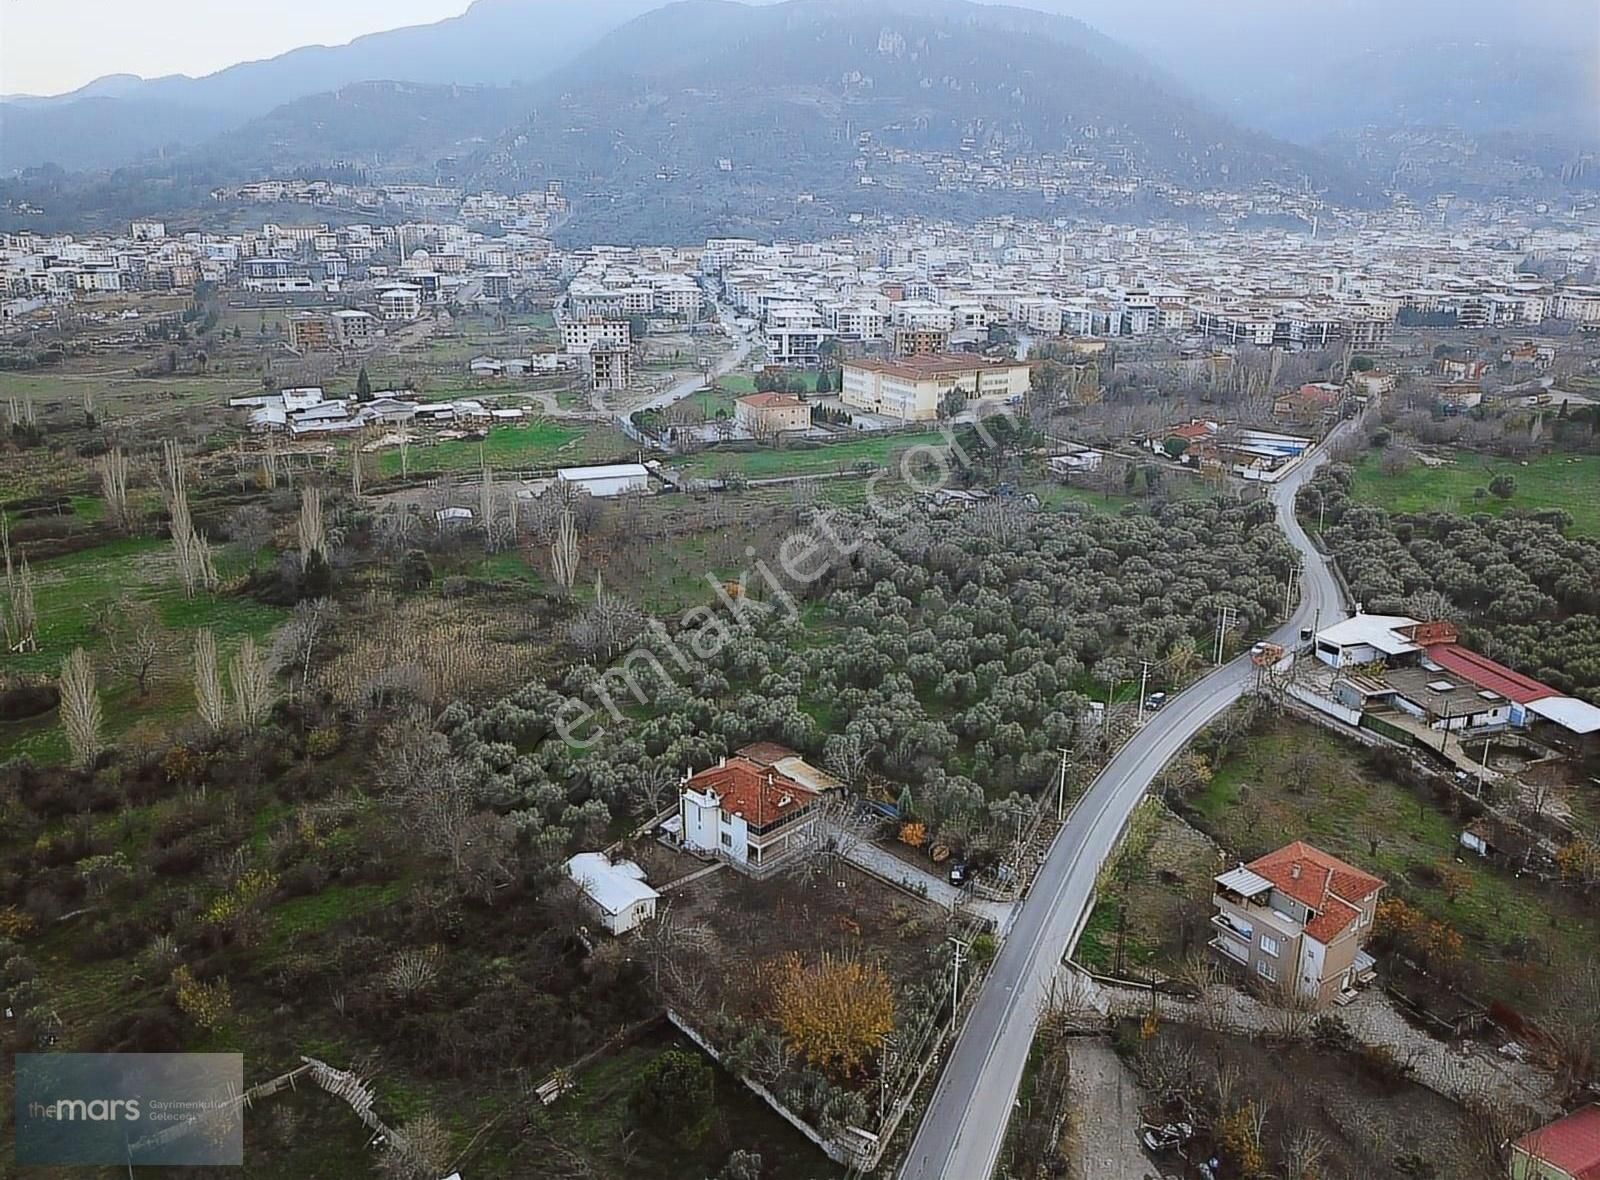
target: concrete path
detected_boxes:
[1067,1038,1162,1180]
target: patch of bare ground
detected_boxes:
[1123,1022,1490,1179]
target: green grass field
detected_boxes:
[0,536,288,763]
[533,1027,842,1180]
[675,430,950,480]
[375,422,635,476]
[714,373,759,394]
[682,388,736,418]
[1351,450,1600,534]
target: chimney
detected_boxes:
[719,755,726,768]
[1290,862,1302,880]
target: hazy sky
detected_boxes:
[3,0,1592,98]
[1,0,473,96]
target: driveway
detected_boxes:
[836,838,1014,928]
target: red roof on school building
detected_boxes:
[1514,1105,1600,1180]
[1424,643,1556,705]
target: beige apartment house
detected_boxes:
[1210,841,1385,1009]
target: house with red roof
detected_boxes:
[1211,841,1386,1009]
[1511,1105,1600,1180]
[678,756,821,875]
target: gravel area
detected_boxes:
[1066,1038,1165,1180]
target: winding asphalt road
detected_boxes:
[898,418,1361,1180]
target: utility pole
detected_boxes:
[1056,746,1071,821]
[1283,566,1301,619]
[1137,659,1152,723]
[948,936,970,1019]
[1214,605,1237,666]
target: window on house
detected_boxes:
[1259,934,1280,957]
[1256,959,1278,984]
[720,831,733,848]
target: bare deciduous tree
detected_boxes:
[823,730,870,791]
[297,486,327,569]
[158,438,217,599]
[378,1111,453,1180]
[97,447,133,534]
[194,628,225,733]
[550,505,579,593]
[1,518,38,653]
[228,636,273,730]
[59,647,104,770]
[94,596,174,698]
[276,597,338,703]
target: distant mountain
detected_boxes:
[0,0,657,174]
[472,0,1364,241]
[1235,41,1600,144]
[192,81,537,179]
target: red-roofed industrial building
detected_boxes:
[1511,1105,1600,1180]
[678,756,821,875]
[1211,841,1385,1009]
[1424,643,1554,705]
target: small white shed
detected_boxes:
[565,853,659,935]
[556,463,649,498]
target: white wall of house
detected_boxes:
[681,788,751,864]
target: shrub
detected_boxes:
[631,1048,715,1147]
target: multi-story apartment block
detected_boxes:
[289,313,338,353]
[892,326,952,356]
[1211,841,1385,1009]
[562,317,631,355]
[764,303,834,366]
[586,344,632,391]
[377,284,423,321]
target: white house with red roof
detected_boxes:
[1211,841,1386,1009]
[679,756,821,875]
[1511,1105,1600,1180]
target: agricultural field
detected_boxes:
[673,430,951,480]
[372,420,635,476]
[1350,450,1600,535]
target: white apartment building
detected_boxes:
[377,285,423,321]
[826,302,888,341]
[1552,288,1600,324]
[764,303,834,366]
[562,318,631,355]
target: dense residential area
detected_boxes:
[3,1,1600,1179]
